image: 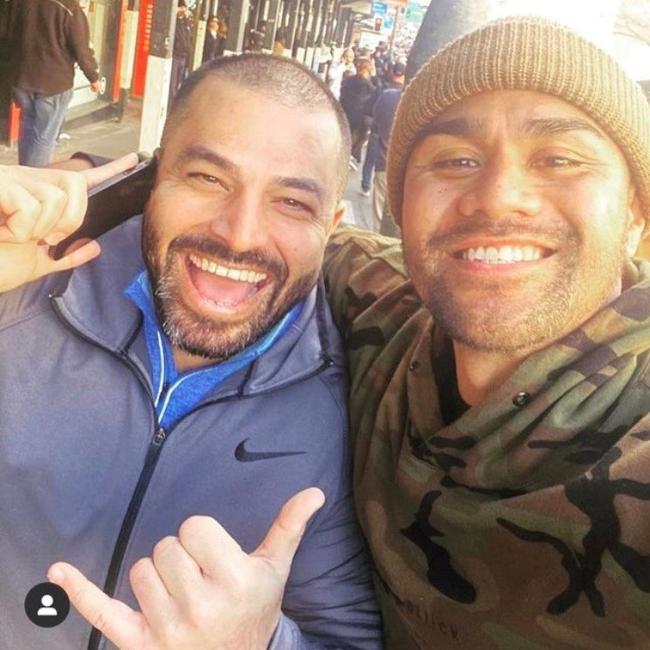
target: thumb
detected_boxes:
[253,487,325,576]
[48,562,146,650]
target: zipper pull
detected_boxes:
[153,427,167,445]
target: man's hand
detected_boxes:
[90,80,101,93]
[0,153,138,293]
[48,488,325,650]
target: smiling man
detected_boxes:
[0,55,380,649]
[324,16,650,649]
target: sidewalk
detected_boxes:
[0,101,143,167]
[0,105,377,230]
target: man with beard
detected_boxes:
[0,55,380,649]
[324,16,650,650]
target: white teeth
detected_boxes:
[499,245,513,263]
[188,254,267,284]
[460,245,545,264]
[522,246,542,261]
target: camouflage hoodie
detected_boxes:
[324,227,650,650]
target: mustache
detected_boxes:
[426,218,579,250]
[169,235,287,280]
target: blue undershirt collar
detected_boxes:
[125,271,302,430]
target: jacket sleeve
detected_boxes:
[67,5,99,84]
[269,370,383,649]
[322,226,405,337]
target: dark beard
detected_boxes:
[404,218,604,353]
[142,215,316,362]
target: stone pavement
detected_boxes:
[0,103,377,232]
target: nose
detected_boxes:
[208,191,268,253]
[457,153,542,220]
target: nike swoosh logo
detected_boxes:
[234,439,306,462]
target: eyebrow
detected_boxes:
[521,118,605,139]
[178,145,239,175]
[420,118,483,138]
[273,176,324,203]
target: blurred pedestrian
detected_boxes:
[369,61,404,232]
[9,0,100,167]
[216,19,228,56]
[361,62,406,202]
[202,16,220,63]
[327,47,355,99]
[339,58,376,166]
[361,63,406,196]
[171,0,192,98]
[245,28,265,53]
[272,30,286,56]
[372,41,390,87]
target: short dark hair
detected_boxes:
[162,53,351,200]
[391,62,405,78]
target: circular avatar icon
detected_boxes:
[24,582,70,628]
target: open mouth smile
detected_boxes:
[184,253,274,312]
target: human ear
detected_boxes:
[625,191,645,257]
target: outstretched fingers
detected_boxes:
[48,562,148,650]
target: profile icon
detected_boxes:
[24,582,69,627]
[37,594,58,617]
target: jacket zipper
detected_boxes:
[49,300,165,650]
[50,297,333,650]
[86,421,166,650]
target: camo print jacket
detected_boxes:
[323,227,650,650]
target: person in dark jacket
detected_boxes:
[216,18,228,56]
[360,61,405,207]
[202,15,220,63]
[0,55,381,650]
[8,0,99,167]
[339,58,377,164]
[367,61,405,231]
[171,0,193,97]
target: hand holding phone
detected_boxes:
[51,155,157,260]
[0,154,139,294]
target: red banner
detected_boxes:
[132,0,154,98]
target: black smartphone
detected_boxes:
[51,156,157,260]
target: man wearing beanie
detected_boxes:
[324,15,650,650]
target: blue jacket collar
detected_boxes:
[51,216,340,399]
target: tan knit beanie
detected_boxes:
[387,16,650,230]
